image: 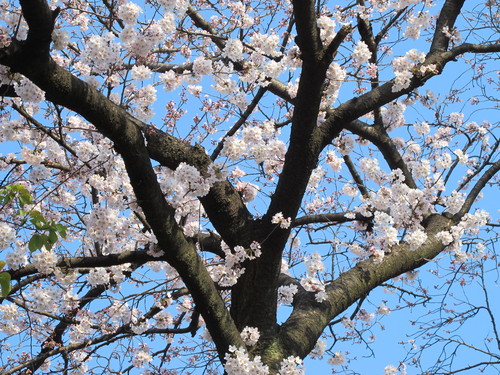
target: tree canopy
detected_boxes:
[0,0,499,374]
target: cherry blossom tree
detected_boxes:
[0,0,499,374]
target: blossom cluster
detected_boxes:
[80,32,121,73]
[278,283,299,305]
[435,209,490,262]
[317,15,337,44]
[84,206,134,254]
[223,39,244,61]
[278,356,305,375]
[346,168,439,259]
[0,303,25,335]
[271,212,292,229]
[51,28,70,50]
[323,62,347,106]
[328,351,346,366]
[14,77,45,103]
[224,347,305,375]
[310,339,326,358]
[235,181,260,203]
[224,346,269,375]
[381,101,406,132]
[157,162,222,235]
[391,49,426,92]
[0,222,15,250]
[32,250,58,274]
[300,252,328,302]
[352,41,371,67]
[133,344,153,368]
[222,122,286,177]
[241,326,260,346]
[404,11,432,40]
[5,245,28,270]
[209,242,262,287]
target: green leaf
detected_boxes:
[30,211,46,230]
[0,272,11,297]
[18,189,33,206]
[29,210,44,220]
[9,185,26,193]
[48,230,58,244]
[29,234,45,252]
[54,224,67,239]
[42,234,53,250]
[1,191,14,205]
[0,261,5,271]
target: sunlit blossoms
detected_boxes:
[278,284,299,305]
[404,11,431,40]
[235,181,259,203]
[0,222,15,250]
[444,191,466,215]
[328,351,346,366]
[310,339,327,357]
[87,267,110,286]
[391,49,426,92]
[324,62,346,105]
[14,77,45,103]
[32,250,58,274]
[133,344,153,368]
[278,356,305,375]
[51,28,69,50]
[222,38,244,61]
[352,41,371,66]
[224,346,269,375]
[117,2,142,25]
[131,65,152,81]
[5,246,28,270]
[241,326,260,346]
[193,55,213,76]
[405,229,427,251]
[81,32,121,72]
[0,304,24,334]
[317,15,337,44]
[250,33,281,57]
[376,304,391,315]
[271,212,291,229]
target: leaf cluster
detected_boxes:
[0,184,67,296]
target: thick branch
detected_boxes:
[19,0,58,50]
[429,0,466,53]
[293,212,371,227]
[8,248,161,281]
[0,156,70,171]
[455,160,500,219]
[291,0,322,61]
[343,154,369,197]
[323,25,352,62]
[276,214,454,359]
[448,42,500,55]
[345,119,417,188]
[0,84,16,97]
[357,12,377,57]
